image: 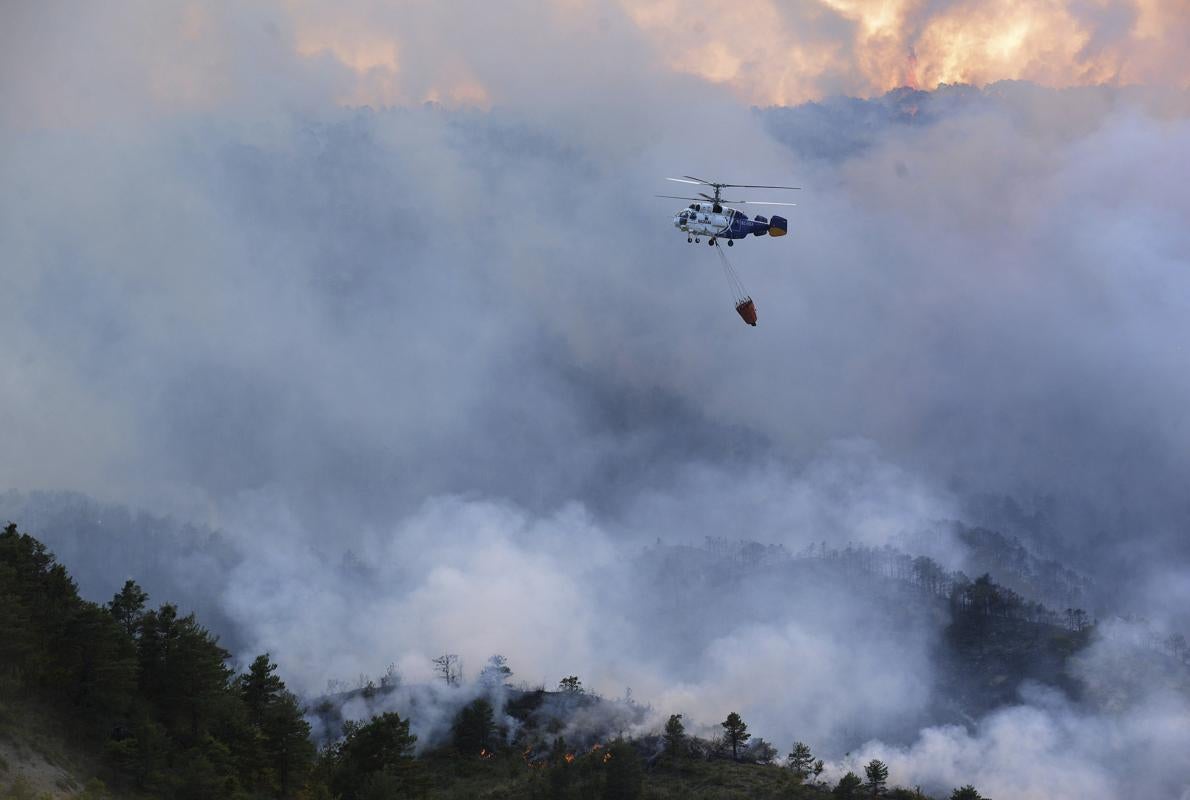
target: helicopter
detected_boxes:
[658,176,799,246]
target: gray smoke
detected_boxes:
[3,3,1190,795]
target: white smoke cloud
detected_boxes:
[218,445,953,754]
[833,622,1190,798]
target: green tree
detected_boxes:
[662,714,686,757]
[0,523,82,692]
[165,734,242,800]
[887,789,931,799]
[105,715,171,792]
[864,759,889,796]
[235,653,314,795]
[558,675,584,695]
[241,654,286,722]
[788,741,815,779]
[602,740,643,800]
[106,580,148,638]
[0,524,329,798]
[0,565,34,683]
[834,772,863,798]
[59,603,137,728]
[331,712,420,799]
[452,698,497,754]
[950,786,987,800]
[720,712,750,760]
[137,604,232,742]
[261,690,315,797]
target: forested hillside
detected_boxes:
[0,519,1113,799]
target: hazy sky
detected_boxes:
[3,3,1190,796]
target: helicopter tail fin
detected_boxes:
[768,215,788,237]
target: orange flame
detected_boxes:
[564,753,575,764]
[621,0,1190,104]
[602,752,613,764]
[905,49,920,91]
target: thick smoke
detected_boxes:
[3,2,1190,795]
[832,621,1190,799]
[219,448,955,749]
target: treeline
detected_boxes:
[653,711,991,800]
[0,522,431,799]
[698,536,1094,632]
[0,490,245,650]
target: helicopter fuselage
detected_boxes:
[672,202,787,242]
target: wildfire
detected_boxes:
[603,752,613,764]
[620,0,1190,104]
[905,49,920,91]
[591,743,604,752]
[564,753,576,764]
[479,748,493,759]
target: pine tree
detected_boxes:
[107,580,148,638]
[950,786,986,800]
[452,698,497,754]
[0,560,33,682]
[331,712,420,799]
[787,741,815,779]
[834,771,863,798]
[662,714,686,757]
[241,654,285,724]
[558,675,584,695]
[263,690,315,798]
[864,759,889,796]
[720,712,750,760]
[238,654,314,797]
[136,605,232,742]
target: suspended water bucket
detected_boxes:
[735,297,758,326]
[714,243,758,327]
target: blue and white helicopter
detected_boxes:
[658,176,799,246]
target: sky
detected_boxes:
[3,2,1190,796]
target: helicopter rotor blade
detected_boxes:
[727,200,799,206]
[682,175,718,186]
[655,194,706,201]
[720,183,801,191]
[665,177,705,186]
